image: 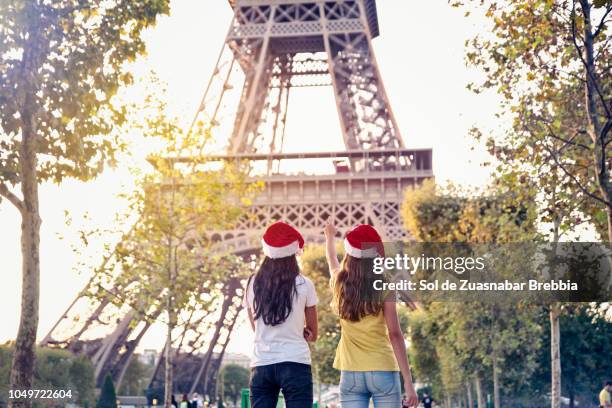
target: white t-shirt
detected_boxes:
[243,274,318,367]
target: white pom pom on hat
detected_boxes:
[344,224,385,258]
[261,221,305,259]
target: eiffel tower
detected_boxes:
[192,0,433,252]
[41,0,433,400]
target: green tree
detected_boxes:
[218,364,249,405]
[118,357,153,396]
[0,346,95,407]
[451,2,612,406]
[407,310,443,398]
[0,2,170,403]
[401,182,542,407]
[68,355,96,406]
[535,304,612,407]
[453,0,611,239]
[97,374,118,408]
[87,82,257,406]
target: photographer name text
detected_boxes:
[374,279,579,292]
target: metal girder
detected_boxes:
[146,278,245,399]
[228,0,380,38]
[194,0,401,158]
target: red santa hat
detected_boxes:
[344,224,385,258]
[262,221,305,259]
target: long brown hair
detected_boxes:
[253,256,300,326]
[332,254,384,322]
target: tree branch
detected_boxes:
[593,5,612,38]
[543,144,610,207]
[546,127,591,150]
[574,0,611,117]
[602,118,612,146]
[0,183,25,214]
[536,57,587,84]
[595,35,612,59]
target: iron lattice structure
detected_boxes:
[42,0,433,400]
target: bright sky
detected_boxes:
[0,1,501,355]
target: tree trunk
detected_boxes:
[164,206,178,408]
[492,352,500,408]
[9,114,41,408]
[606,208,612,245]
[164,267,178,407]
[578,0,612,244]
[219,367,225,403]
[316,365,322,408]
[466,381,474,408]
[475,376,485,408]
[164,310,175,408]
[550,305,562,408]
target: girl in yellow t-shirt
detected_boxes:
[324,222,418,408]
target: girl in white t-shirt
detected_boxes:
[243,221,318,408]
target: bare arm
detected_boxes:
[244,277,255,331]
[304,306,318,342]
[324,222,341,273]
[383,301,417,407]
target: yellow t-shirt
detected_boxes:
[600,389,611,407]
[333,311,399,371]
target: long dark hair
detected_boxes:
[333,254,384,322]
[252,256,300,326]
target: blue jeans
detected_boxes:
[339,371,401,408]
[250,362,313,408]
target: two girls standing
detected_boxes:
[243,221,417,408]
